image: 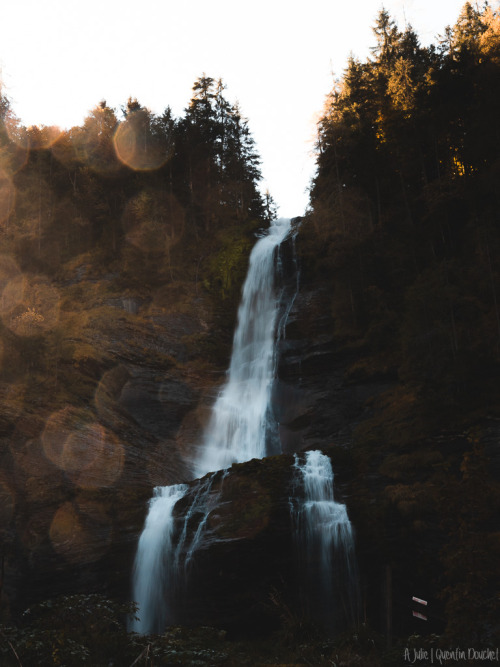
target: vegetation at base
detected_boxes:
[3,593,491,666]
[0,593,441,666]
[0,595,136,666]
[300,1,500,646]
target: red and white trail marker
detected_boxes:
[413,611,428,621]
[412,596,428,606]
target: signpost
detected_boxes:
[412,596,427,606]
[412,596,428,621]
[413,610,428,621]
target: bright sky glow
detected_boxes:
[0,0,474,217]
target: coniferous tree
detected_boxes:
[308,1,500,376]
[77,101,119,174]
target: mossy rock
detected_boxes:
[210,475,272,539]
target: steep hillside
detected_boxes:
[0,76,271,619]
[296,2,500,645]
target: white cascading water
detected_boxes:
[131,217,292,634]
[194,217,293,477]
[291,450,359,631]
[130,484,188,634]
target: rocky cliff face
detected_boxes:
[0,224,409,633]
[275,229,396,454]
[0,267,229,620]
[169,457,295,636]
[2,223,498,645]
[2,219,376,634]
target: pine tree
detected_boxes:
[77,101,119,174]
[450,1,487,58]
[114,98,166,171]
[370,8,401,71]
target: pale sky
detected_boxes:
[0,1,474,217]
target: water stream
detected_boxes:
[290,450,359,632]
[130,484,188,634]
[131,218,358,635]
[131,218,292,633]
[193,217,294,476]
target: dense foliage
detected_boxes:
[0,75,273,386]
[301,1,500,646]
[0,73,270,275]
[306,3,500,413]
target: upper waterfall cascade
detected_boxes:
[194,217,293,477]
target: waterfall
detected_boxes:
[194,217,293,477]
[290,450,359,633]
[131,218,292,634]
[130,484,188,634]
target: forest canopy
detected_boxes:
[0,74,273,282]
[301,4,500,643]
[304,1,500,417]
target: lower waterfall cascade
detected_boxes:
[130,217,359,635]
[290,450,360,632]
[131,484,188,634]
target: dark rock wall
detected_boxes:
[0,220,397,634]
[171,458,295,637]
[274,228,395,453]
[0,280,225,620]
[4,220,496,644]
